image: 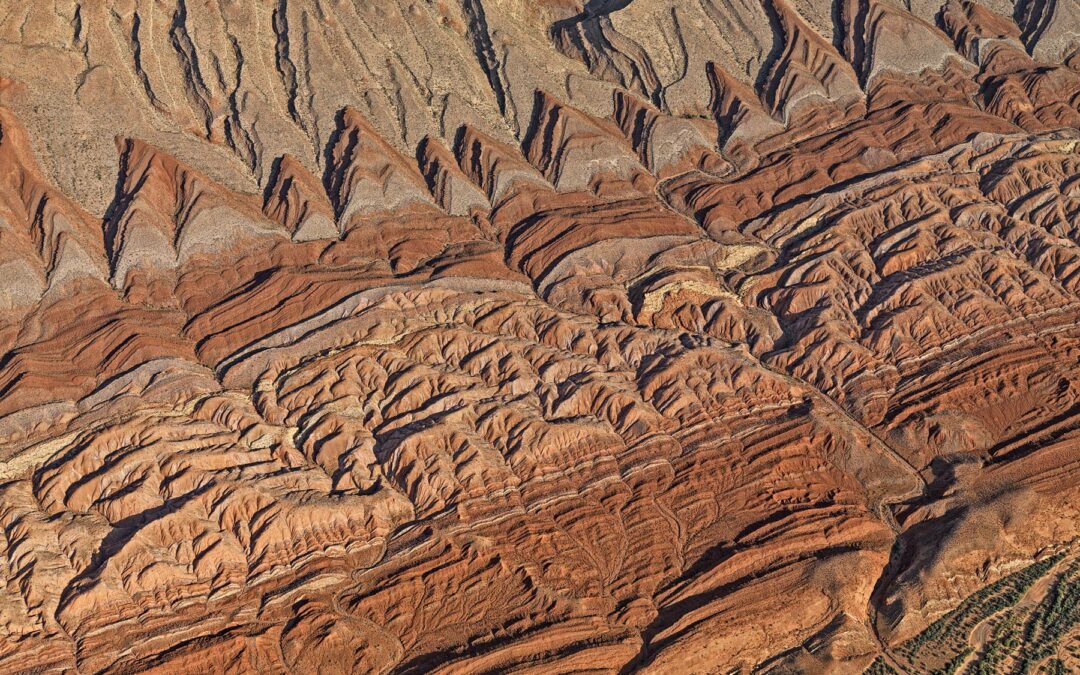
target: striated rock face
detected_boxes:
[0,1,1079,672]
[0,109,107,311]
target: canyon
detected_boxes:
[0,0,1079,672]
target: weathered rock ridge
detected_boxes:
[0,0,1078,672]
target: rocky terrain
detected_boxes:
[0,0,1078,672]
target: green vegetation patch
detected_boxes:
[866,553,1069,674]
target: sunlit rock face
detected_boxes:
[0,1,1079,672]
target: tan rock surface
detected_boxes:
[0,1,1078,672]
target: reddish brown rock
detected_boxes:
[0,2,1078,673]
[263,153,339,241]
[0,108,107,315]
[326,107,436,227]
[612,90,730,178]
[522,90,652,196]
[106,137,287,299]
[417,135,491,216]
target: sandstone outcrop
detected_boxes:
[0,1,1078,672]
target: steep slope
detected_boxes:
[106,137,287,297]
[0,1,1079,673]
[0,108,106,314]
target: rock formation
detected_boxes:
[0,1,1078,672]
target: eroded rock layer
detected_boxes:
[0,0,1078,672]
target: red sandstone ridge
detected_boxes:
[0,1,1078,672]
